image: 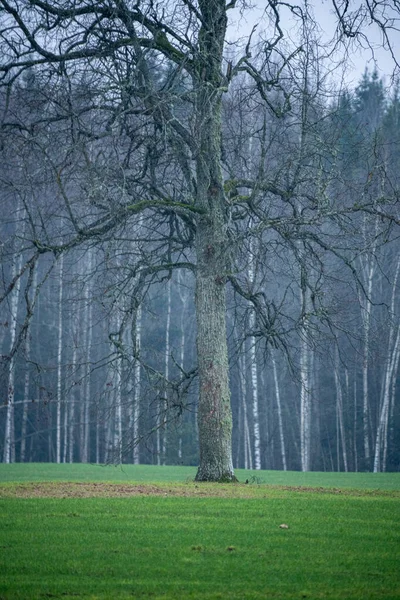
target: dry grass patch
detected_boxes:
[1,480,399,499]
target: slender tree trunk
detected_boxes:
[373,327,400,472]
[352,369,358,472]
[299,338,311,471]
[81,250,93,463]
[114,357,123,464]
[177,270,188,462]
[386,340,400,470]
[20,265,37,462]
[299,274,312,472]
[62,397,68,463]
[360,274,373,468]
[56,254,64,464]
[133,305,142,465]
[19,330,31,463]
[104,403,114,464]
[271,352,287,471]
[249,335,261,469]
[161,279,171,464]
[358,217,379,469]
[334,346,348,472]
[373,258,400,472]
[110,307,123,464]
[236,331,252,470]
[3,249,23,464]
[69,340,78,463]
[247,244,261,470]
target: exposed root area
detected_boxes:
[0,481,397,499]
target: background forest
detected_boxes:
[1,62,399,473]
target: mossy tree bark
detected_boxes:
[193,0,236,482]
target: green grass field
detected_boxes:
[1,464,400,599]
[1,462,400,489]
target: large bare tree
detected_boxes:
[1,0,399,479]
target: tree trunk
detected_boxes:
[334,346,348,472]
[271,352,287,471]
[247,239,261,470]
[20,262,37,462]
[69,339,78,463]
[373,326,400,472]
[373,257,400,472]
[195,268,235,480]
[386,337,400,470]
[358,217,379,469]
[132,305,142,465]
[238,347,252,470]
[2,250,23,464]
[177,269,188,463]
[162,278,171,464]
[300,277,312,472]
[81,249,93,463]
[56,254,64,464]
[19,331,31,463]
[194,1,236,482]
[114,356,123,464]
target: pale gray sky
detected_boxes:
[227,1,400,88]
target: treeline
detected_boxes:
[1,66,399,472]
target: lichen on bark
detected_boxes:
[192,0,237,483]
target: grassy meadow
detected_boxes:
[0,464,399,599]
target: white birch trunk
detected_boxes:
[81,250,93,463]
[111,304,123,464]
[56,254,64,464]
[2,251,23,463]
[358,217,379,467]
[237,333,253,470]
[334,346,348,471]
[178,311,185,463]
[352,370,358,472]
[82,304,93,462]
[373,258,400,472]
[132,305,142,465]
[62,395,68,463]
[20,265,37,462]
[249,319,261,469]
[115,356,123,464]
[373,326,400,472]
[69,340,78,463]
[177,269,188,462]
[385,340,400,469]
[360,269,374,466]
[299,277,312,472]
[299,334,311,471]
[247,234,261,470]
[178,278,187,462]
[162,278,171,464]
[271,352,287,471]
[19,329,31,463]
[104,404,114,464]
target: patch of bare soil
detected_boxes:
[0,481,397,499]
[0,482,178,498]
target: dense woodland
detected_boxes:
[0,1,400,474]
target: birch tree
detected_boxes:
[55,254,64,464]
[373,257,400,472]
[2,236,23,463]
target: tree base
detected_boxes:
[195,467,239,483]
